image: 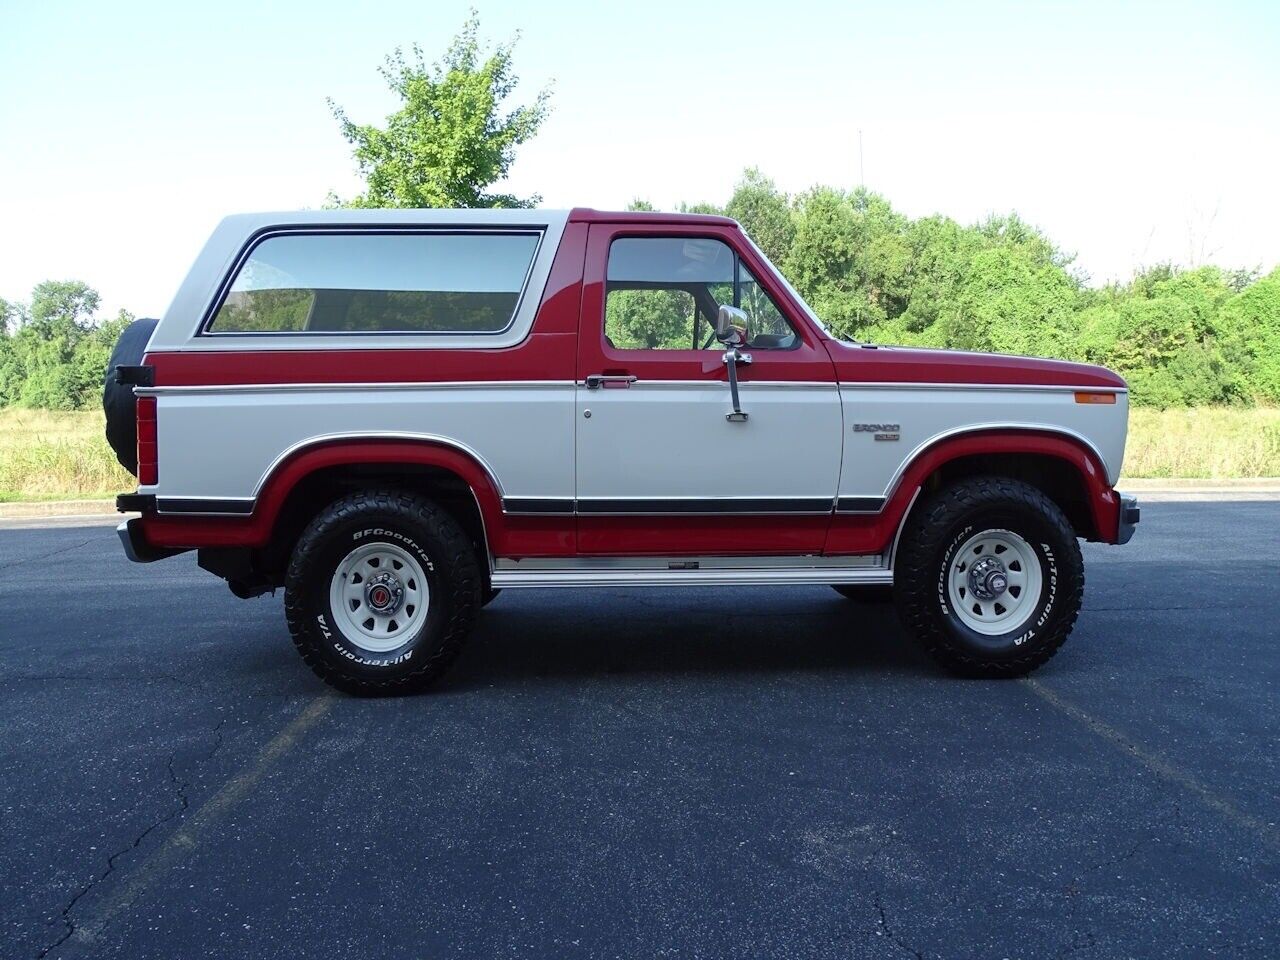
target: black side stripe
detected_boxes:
[835,497,886,514]
[156,498,255,515]
[577,498,833,515]
[502,497,576,516]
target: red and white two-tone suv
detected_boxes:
[104,208,1139,694]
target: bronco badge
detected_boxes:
[853,423,901,441]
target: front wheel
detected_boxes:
[894,476,1084,678]
[284,490,481,695]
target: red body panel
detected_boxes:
[824,339,1127,389]
[576,517,832,556]
[569,207,738,228]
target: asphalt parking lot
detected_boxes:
[1,501,1277,959]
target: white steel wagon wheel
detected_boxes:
[946,528,1043,636]
[328,542,430,653]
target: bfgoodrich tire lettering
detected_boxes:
[284,490,480,695]
[894,476,1084,677]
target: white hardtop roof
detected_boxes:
[218,208,570,231]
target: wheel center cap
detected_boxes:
[968,557,1008,600]
[364,572,404,614]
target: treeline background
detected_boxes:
[649,170,1278,408]
[3,169,1278,410]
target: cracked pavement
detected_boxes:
[1,501,1278,958]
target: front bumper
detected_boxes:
[1116,493,1140,544]
[116,518,184,564]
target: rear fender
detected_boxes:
[138,439,507,557]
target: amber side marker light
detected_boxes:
[1074,391,1117,405]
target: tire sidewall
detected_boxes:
[293,515,449,679]
[929,505,1068,660]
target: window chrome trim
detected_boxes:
[196,225,547,341]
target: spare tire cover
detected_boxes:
[102,317,159,476]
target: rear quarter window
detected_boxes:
[207,231,541,335]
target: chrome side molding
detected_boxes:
[490,554,892,589]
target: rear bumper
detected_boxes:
[116,518,185,564]
[1116,493,1140,544]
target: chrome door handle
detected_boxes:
[584,374,638,389]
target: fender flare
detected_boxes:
[827,427,1121,557]
[139,437,507,556]
[886,428,1120,546]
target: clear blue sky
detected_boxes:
[2,0,1277,317]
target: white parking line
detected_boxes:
[1024,678,1279,852]
[61,694,337,953]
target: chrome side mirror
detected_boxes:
[715,305,752,422]
[715,304,751,348]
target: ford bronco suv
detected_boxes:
[104,208,1139,695]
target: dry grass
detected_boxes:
[1,406,1277,502]
[1123,407,1280,479]
[0,409,133,501]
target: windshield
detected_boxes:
[743,235,854,342]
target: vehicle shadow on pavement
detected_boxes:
[439,590,935,692]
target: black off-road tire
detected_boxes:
[894,476,1084,678]
[481,586,502,606]
[284,490,481,696]
[831,584,894,603]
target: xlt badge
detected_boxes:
[853,423,900,441]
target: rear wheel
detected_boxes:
[894,476,1083,677]
[284,490,481,695]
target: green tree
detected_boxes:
[1,281,131,409]
[726,168,794,265]
[27,280,99,337]
[329,12,551,209]
[1217,267,1280,402]
[942,245,1079,358]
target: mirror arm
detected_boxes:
[722,348,752,422]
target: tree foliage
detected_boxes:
[0,281,132,409]
[4,172,1278,411]
[328,13,550,209]
[673,173,1275,408]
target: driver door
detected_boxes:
[575,223,842,555]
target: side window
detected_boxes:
[738,265,794,345]
[207,231,540,334]
[604,236,798,350]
